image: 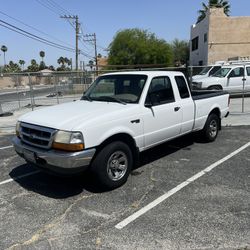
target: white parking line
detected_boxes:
[115,141,250,230]
[0,170,40,186]
[0,145,13,150]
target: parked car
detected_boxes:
[192,65,222,81]
[192,64,250,92]
[13,71,229,189]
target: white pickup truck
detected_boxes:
[13,71,229,189]
[192,64,250,92]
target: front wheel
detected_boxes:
[201,114,220,142]
[91,141,133,189]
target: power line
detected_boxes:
[35,0,61,16]
[45,0,71,16]
[0,10,74,48]
[0,20,93,59]
[0,19,75,52]
[0,23,73,52]
[34,0,104,59]
[83,33,98,71]
[35,0,75,29]
[79,27,95,53]
[79,50,95,60]
[60,15,80,70]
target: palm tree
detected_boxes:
[197,0,230,23]
[64,57,72,69]
[19,60,25,71]
[27,59,39,72]
[64,57,70,65]
[31,59,37,65]
[1,45,8,66]
[39,51,45,62]
[57,56,65,66]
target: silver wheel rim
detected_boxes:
[107,151,128,181]
[209,120,217,138]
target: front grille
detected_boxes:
[20,123,56,149]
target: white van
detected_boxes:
[192,64,250,92]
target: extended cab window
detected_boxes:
[228,67,244,78]
[175,76,190,99]
[246,67,250,76]
[146,76,175,106]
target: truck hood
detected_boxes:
[192,75,208,81]
[19,100,137,131]
[196,77,222,88]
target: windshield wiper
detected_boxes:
[95,96,127,105]
[81,95,92,102]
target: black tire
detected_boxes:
[91,141,133,189]
[201,113,220,142]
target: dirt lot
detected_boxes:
[0,127,249,249]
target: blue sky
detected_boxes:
[0,0,250,68]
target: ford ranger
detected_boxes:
[13,71,229,188]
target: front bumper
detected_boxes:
[12,137,96,174]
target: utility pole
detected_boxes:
[83,33,98,72]
[60,15,80,70]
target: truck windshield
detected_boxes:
[82,74,148,104]
[197,66,212,75]
[212,68,231,78]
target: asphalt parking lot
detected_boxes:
[0,127,249,250]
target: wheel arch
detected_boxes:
[207,85,223,90]
[208,107,221,130]
[97,133,139,165]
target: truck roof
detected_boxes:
[101,70,185,77]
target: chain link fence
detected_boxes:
[0,71,93,114]
[0,66,249,115]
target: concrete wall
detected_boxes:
[190,14,209,66]
[190,8,250,66]
[208,8,250,64]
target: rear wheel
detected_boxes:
[201,113,220,142]
[91,141,133,189]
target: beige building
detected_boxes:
[97,56,108,70]
[190,8,250,66]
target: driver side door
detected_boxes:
[226,67,244,92]
[142,76,182,149]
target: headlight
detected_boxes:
[193,82,202,88]
[52,131,84,151]
[16,121,21,137]
[196,82,202,88]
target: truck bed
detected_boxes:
[191,90,229,100]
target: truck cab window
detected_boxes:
[246,67,250,76]
[146,76,175,106]
[175,76,190,99]
[229,67,244,78]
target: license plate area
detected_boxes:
[23,149,36,163]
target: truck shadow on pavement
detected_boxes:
[9,133,203,198]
